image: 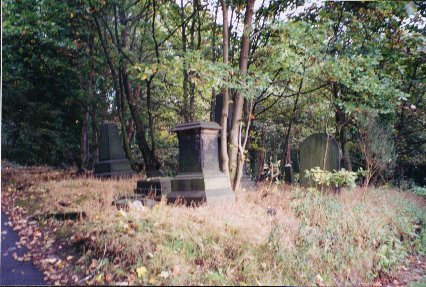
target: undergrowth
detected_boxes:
[36,179,426,286]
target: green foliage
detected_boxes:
[356,111,397,185]
[290,187,426,281]
[2,0,83,165]
[412,185,426,199]
[304,167,362,189]
[2,0,425,188]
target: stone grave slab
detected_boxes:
[299,133,340,187]
[284,164,295,184]
[94,123,133,178]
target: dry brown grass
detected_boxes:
[36,178,426,286]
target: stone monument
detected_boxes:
[93,123,134,178]
[284,164,295,184]
[168,121,235,204]
[299,133,340,187]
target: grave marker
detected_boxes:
[299,133,340,187]
[168,121,235,204]
[94,123,133,178]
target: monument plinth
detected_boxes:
[94,123,134,178]
[168,121,235,204]
[135,177,171,200]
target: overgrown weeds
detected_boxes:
[31,179,426,285]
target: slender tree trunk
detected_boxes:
[257,132,265,179]
[126,118,134,144]
[80,107,89,171]
[281,77,303,174]
[333,82,352,171]
[188,0,197,121]
[90,108,99,166]
[181,0,189,121]
[228,0,255,188]
[122,71,161,176]
[146,80,156,155]
[118,4,160,175]
[210,5,218,122]
[234,99,253,191]
[220,0,230,176]
[118,68,137,169]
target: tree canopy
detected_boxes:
[2,0,425,187]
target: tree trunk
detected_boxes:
[80,107,89,171]
[118,68,138,170]
[146,80,156,155]
[228,0,255,188]
[92,11,138,169]
[188,0,197,121]
[220,0,230,176]
[122,71,161,176]
[333,82,352,171]
[181,0,189,122]
[90,108,99,167]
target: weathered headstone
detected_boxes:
[168,121,235,204]
[284,164,295,184]
[299,133,340,187]
[93,123,133,178]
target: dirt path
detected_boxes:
[1,166,81,285]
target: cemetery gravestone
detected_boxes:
[93,123,134,178]
[299,133,340,187]
[168,121,235,204]
[284,164,295,184]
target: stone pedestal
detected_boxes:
[135,177,171,200]
[94,123,133,178]
[168,121,234,204]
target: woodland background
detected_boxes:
[2,0,425,189]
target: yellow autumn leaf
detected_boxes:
[149,277,156,285]
[141,74,148,80]
[117,210,127,218]
[96,273,103,283]
[136,266,147,278]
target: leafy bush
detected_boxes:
[304,167,362,190]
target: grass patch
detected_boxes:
[33,179,426,286]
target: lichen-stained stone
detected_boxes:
[299,133,340,187]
